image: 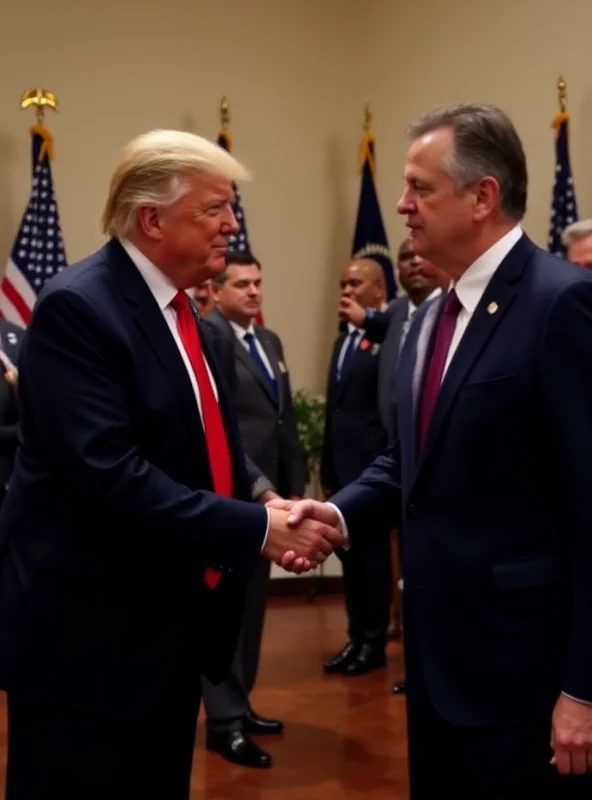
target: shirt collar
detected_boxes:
[453,225,523,314]
[119,237,180,311]
[229,319,256,339]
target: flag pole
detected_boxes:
[20,88,58,125]
[557,74,566,114]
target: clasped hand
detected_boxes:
[262,498,342,574]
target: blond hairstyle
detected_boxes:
[100,129,250,238]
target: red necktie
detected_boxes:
[170,291,233,588]
[417,289,462,451]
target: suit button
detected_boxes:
[408,503,418,516]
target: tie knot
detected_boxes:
[243,331,254,344]
[170,290,190,315]
[443,289,462,317]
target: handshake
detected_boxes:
[261,497,344,574]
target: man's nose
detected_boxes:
[397,189,415,215]
[224,207,239,235]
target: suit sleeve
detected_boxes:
[330,440,402,540]
[272,335,306,496]
[363,309,392,344]
[540,278,592,702]
[320,353,336,491]
[20,287,268,575]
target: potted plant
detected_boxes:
[292,388,326,499]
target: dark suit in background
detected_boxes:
[202,307,305,732]
[321,328,391,666]
[0,321,23,499]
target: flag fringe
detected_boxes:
[359,131,376,174]
[218,129,232,151]
[29,124,53,162]
[551,112,569,138]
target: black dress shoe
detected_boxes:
[343,643,387,676]
[323,641,360,674]
[206,730,272,768]
[244,709,284,735]
[392,681,406,694]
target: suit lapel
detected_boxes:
[106,240,208,467]
[255,327,282,409]
[234,337,278,406]
[335,332,365,400]
[416,234,534,472]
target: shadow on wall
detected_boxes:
[318,134,352,390]
[0,133,18,276]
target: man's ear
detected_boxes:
[473,176,499,223]
[136,206,164,241]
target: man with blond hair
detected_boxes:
[0,129,343,799]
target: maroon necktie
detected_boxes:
[170,291,233,589]
[417,289,462,451]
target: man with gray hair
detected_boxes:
[0,129,343,799]
[562,219,592,269]
[275,103,592,797]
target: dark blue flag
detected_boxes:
[352,133,396,299]
[548,113,578,257]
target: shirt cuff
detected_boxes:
[260,508,270,552]
[327,502,350,550]
[562,691,592,707]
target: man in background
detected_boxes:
[0,320,23,506]
[203,251,306,768]
[562,219,592,269]
[321,258,391,677]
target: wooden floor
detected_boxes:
[192,593,409,799]
[0,594,409,799]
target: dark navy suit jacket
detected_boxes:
[0,239,269,717]
[332,235,592,726]
[321,329,387,491]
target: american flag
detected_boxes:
[0,126,67,325]
[217,129,263,325]
[547,112,578,257]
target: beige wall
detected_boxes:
[2,0,590,392]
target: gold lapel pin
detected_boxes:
[487,302,499,315]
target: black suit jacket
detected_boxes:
[333,235,592,725]
[0,321,23,487]
[206,308,305,497]
[321,329,387,492]
[0,239,269,718]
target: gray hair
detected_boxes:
[407,103,527,220]
[101,129,250,238]
[561,219,592,249]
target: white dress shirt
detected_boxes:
[119,238,270,544]
[229,319,275,380]
[443,225,523,376]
